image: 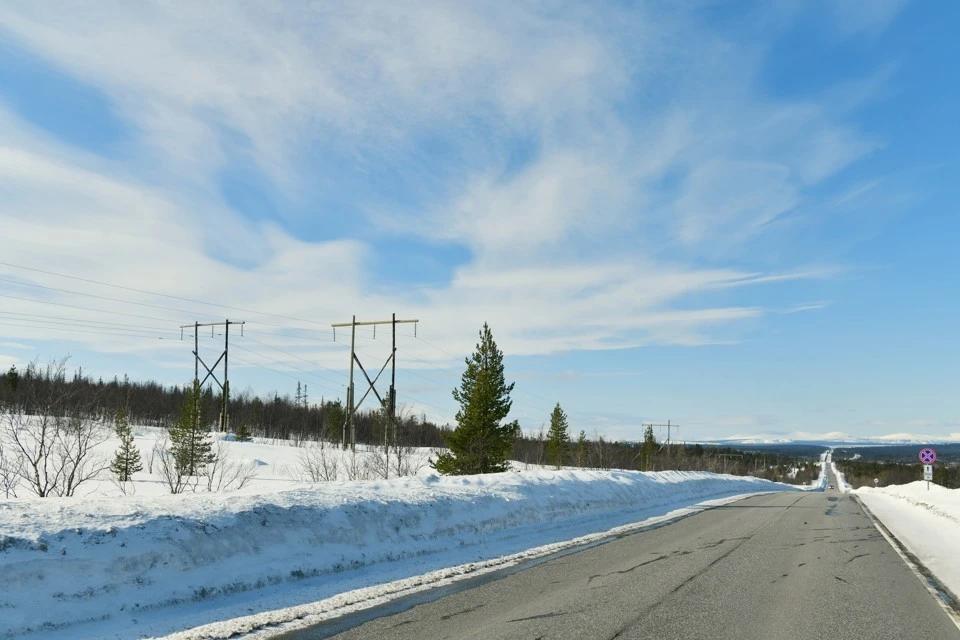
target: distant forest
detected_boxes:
[0,359,821,484]
[834,459,960,489]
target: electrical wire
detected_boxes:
[0,293,185,323]
[240,333,345,382]
[0,310,180,333]
[0,261,334,328]
[0,319,176,341]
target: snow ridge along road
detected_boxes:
[282,470,959,640]
[0,469,801,639]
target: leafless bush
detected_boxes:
[589,433,611,470]
[391,444,427,478]
[290,429,306,448]
[366,447,390,480]
[154,436,196,494]
[344,450,370,481]
[110,474,136,496]
[297,440,341,482]
[0,358,111,498]
[146,443,157,474]
[205,441,258,492]
[0,439,22,498]
[1,411,109,498]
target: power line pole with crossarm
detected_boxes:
[180,319,244,433]
[332,315,418,452]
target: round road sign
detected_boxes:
[919,448,937,465]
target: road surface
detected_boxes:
[279,472,959,639]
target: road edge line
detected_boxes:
[852,494,960,632]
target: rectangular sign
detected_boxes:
[924,464,934,481]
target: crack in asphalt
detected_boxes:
[508,610,571,624]
[438,604,483,621]
[602,494,809,640]
[587,555,668,584]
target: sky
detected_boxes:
[0,1,958,443]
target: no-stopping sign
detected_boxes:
[919,448,937,465]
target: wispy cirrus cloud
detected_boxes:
[0,0,904,382]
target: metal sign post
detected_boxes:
[920,448,937,490]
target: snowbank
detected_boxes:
[0,469,796,639]
[856,482,960,601]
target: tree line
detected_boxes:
[0,323,822,493]
[834,458,960,489]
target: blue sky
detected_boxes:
[0,1,957,442]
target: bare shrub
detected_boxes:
[146,443,157,474]
[589,433,610,470]
[154,436,196,494]
[366,447,390,480]
[297,440,341,483]
[343,449,370,481]
[390,444,427,478]
[205,441,259,492]
[110,473,136,496]
[0,438,22,498]
[1,390,110,498]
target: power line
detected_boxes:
[228,341,345,394]
[0,319,177,341]
[0,276,227,321]
[0,293,185,323]
[227,353,343,397]
[241,333,345,382]
[0,310,180,333]
[0,315,177,337]
[0,261,335,328]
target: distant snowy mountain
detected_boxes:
[711,432,960,446]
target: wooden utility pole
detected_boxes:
[642,421,680,453]
[180,319,244,433]
[332,315,418,452]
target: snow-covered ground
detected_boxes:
[854,481,960,602]
[0,422,827,639]
[1,423,440,500]
[0,466,804,639]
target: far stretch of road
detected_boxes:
[280,468,959,640]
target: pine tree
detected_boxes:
[575,430,588,467]
[546,403,569,469]
[5,365,18,393]
[432,323,517,475]
[640,424,658,472]
[234,421,253,443]
[169,381,216,476]
[110,408,142,482]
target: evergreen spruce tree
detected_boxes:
[546,403,569,469]
[575,430,588,467]
[109,408,142,482]
[5,365,18,393]
[170,381,216,476]
[640,424,658,472]
[432,323,517,475]
[234,421,253,443]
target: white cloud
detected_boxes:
[0,1,896,381]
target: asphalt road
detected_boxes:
[281,472,960,640]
